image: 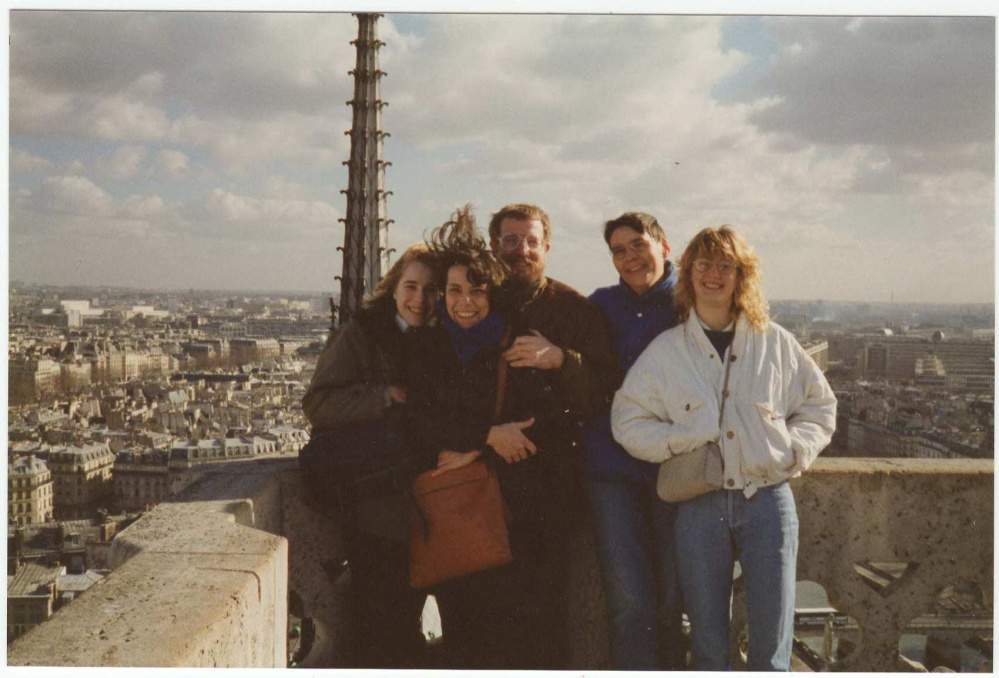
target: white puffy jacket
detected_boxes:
[611,313,837,497]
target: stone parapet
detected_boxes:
[8,458,296,668]
[734,458,993,671]
[7,457,992,670]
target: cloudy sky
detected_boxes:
[8,8,995,303]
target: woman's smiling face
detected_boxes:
[690,254,739,309]
[445,264,490,329]
[392,261,437,327]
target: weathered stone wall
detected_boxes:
[8,458,291,668]
[781,457,992,672]
[9,457,992,671]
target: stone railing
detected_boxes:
[7,456,345,668]
[780,457,993,672]
[8,457,993,670]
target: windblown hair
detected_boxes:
[603,211,667,245]
[488,203,552,242]
[427,205,506,305]
[674,225,770,331]
[364,242,440,309]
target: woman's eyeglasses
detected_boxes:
[693,259,739,275]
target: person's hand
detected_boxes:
[503,331,565,370]
[486,418,537,463]
[386,384,407,404]
[432,449,482,477]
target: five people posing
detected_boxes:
[303,203,836,671]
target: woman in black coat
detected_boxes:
[301,243,440,668]
[407,206,573,670]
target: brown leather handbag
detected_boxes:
[408,330,514,589]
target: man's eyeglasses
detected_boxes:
[693,259,739,275]
[610,239,652,261]
[498,233,545,252]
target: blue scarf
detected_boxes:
[441,305,507,366]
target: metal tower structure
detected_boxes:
[335,12,392,328]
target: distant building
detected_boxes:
[59,300,92,314]
[8,456,54,526]
[56,569,107,605]
[113,449,171,512]
[168,436,280,469]
[47,444,115,520]
[7,561,64,642]
[914,355,947,388]
[9,358,61,403]
[266,425,310,453]
[129,305,169,320]
[59,360,92,392]
[230,338,281,363]
[860,336,993,392]
[802,340,829,372]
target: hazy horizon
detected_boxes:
[11,277,997,311]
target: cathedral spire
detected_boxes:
[337,12,390,327]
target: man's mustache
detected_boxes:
[504,254,533,265]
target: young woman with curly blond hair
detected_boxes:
[611,225,837,670]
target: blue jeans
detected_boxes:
[588,478,685,670]
[675,483,799,671]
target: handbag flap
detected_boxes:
[411,459,489,497]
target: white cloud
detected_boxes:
[10,12,356,136]
[6,12,993,301]
[9,76,75,137]
[88,96,171,142]
[10,149,55,174]
[95,145,147,180]
[130,71,166,98]
[121,194,168,220]
[11,173,179,243]
[385,16,744,152]
[206,188,338,225]
[184,113,349,176]
[150,149,190,180]
[29,175,116,217]
[746,17,993,149]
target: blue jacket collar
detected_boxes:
[618,260,676,302]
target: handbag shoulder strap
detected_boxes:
[493,327,513,423]
[718,353,734,428]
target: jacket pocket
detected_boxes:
[753,401,795,473]
[664,395,706,425]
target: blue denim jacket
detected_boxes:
[582,262,679,483]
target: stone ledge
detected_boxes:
[776,457,992,671]
[805,457,993,476]
[7,456,992,670]
[8,458,292,668]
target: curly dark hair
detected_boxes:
[426,204,506,306]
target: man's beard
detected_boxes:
[500,254,543,285]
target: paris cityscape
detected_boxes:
[7,7,994,673]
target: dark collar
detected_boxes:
[618,261,676,303]
[503,275,549,313]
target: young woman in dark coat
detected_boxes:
[407,206,574,670]
[301,243,440,668]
